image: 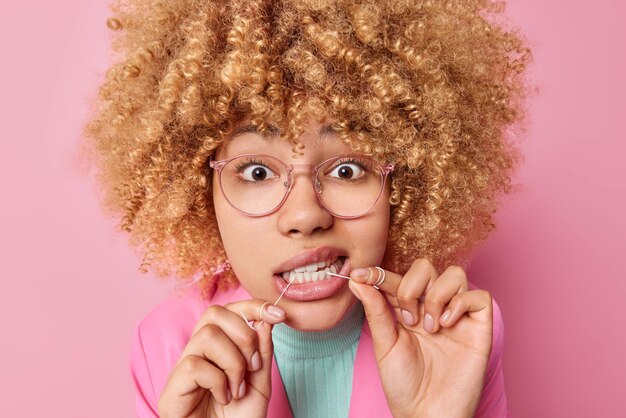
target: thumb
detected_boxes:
[349,280,398,360]
[246,321,274,399]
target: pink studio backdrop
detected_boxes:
[1,1,624,417]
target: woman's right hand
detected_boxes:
[157,299,286,418]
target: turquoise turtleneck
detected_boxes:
[271,301,365,418]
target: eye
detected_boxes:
[328,161,365,180]
[240,164,277,182]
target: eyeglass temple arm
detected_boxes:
[208,158,227,171]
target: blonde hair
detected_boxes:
[83,0,531,295]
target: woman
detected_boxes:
[83,0,531,416]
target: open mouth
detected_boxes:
[279,256,347,285]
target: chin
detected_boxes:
[281,293,357,332]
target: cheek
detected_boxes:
[371,190,392,241]
[214,182,248,250]
[346,200,391,263]
[213,187,274,288]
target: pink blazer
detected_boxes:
[130,282,508,417]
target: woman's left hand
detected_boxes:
[348,259,493,418]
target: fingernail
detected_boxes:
[424,313,434,333]
[351,268,369,281]
[238,380,246,398]
[251,351,261,371]
[441,310,451,324]
[266,305,285,319]
[401,309,415,326]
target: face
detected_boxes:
[212,118,391,331]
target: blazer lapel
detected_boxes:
[348,321,393,418]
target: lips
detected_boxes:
[272,256,351,301]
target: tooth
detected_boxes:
[317,261,326,268]
[310,271,319,281]
[289,271,297,282]
[295,266,306,273]
[337,258,344,268]
[305,262,318,272]
[282,272,289,280]
[330,264,337,274]
[304,271,311,281]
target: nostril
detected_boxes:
[287,225,326,235]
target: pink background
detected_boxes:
[1,1,624,417]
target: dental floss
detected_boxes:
[372,266,386,289]
[243,270,297,329]
[240,311,256,330]
[239,270,350,329]
[274,275,295,306]
[325,272,351,280]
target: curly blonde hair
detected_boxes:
[83,0,531,295]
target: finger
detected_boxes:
[180,323,248,400]
[246,320,274,399]
[193,299,286,335]
[349,266,402,297]
[169,354,230,406]
[191,300,286,372]
[348,279,398,361]
[438,289,493,330]
[225,298,287,325]
[421,265,468,333]
[189,306,256,375]
[394,259,439,327]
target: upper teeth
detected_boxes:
[281,257,344,284]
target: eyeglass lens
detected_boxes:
[218,155,386,217]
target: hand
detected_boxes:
[158,299,286,418]
[348,259,493,418]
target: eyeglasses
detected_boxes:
[209,154,395,219]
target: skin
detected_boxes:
[213,118,392,331]
[158,118,494,418]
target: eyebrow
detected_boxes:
[231,123,337,145]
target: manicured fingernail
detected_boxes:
[251,351,261,371]
[266,305,285,319]
[351,268,369,280]
[441,310,451,324]
[238,380,246,398]
[401,309,416,326]
[424,313,434,333]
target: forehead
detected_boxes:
[217,123,353,159]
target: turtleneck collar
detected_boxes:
[271,301,365,359]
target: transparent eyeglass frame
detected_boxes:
[209,153,395,219]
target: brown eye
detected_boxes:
[241,164,276,181]
[328,162,364,180]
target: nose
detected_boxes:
[276,169,334,237]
